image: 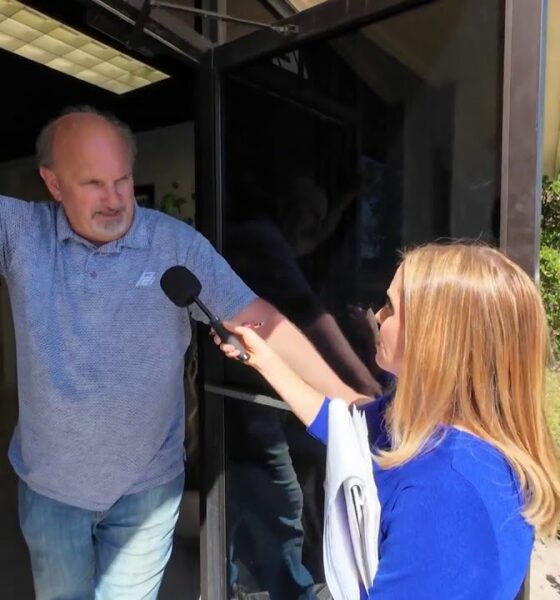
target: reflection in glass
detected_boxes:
[221,1,503,597]
[225,400,327,599]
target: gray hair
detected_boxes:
[36,105,137,168]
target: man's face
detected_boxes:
[40,116,135,245]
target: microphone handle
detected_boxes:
[192,297,249,362]
[210,318,250,362]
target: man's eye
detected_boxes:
[116,177,130,189]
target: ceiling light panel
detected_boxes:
[0,0,169,94]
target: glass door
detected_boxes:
[196,1,546,598]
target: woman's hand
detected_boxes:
[215,321,328,426]
[214,323,277,371]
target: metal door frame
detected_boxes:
[196,1,547,597]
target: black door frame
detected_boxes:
[196,0,547,597]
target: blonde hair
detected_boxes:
[376,243,560,537]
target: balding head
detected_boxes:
[36,105,137,169]
[37,106,137,246]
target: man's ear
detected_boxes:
[39,166,61,203]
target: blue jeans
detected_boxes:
[18,473,184,600]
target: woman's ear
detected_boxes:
[39,166,61,203]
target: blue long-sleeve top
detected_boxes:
[308,396,534,599]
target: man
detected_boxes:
[0,106,364,599]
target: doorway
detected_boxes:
[0,0,547,598]
[197,0,545,598]
[0,1,200,597]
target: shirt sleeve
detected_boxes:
[369,478,500,600]
[307,396,387,447]
[0,196,34,277]
[183,231,258,323]
[360,394,392,449]
[306,396,331,444]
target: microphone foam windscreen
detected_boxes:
[160,266,202,307]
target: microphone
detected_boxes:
[160,265,250,362]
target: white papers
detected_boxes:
[323,398,381,600]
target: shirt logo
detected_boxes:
[136,271,156,287]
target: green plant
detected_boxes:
[542,175,560,249]
[159,181,192,223]
[540,245,560,362]
[541,175,560,363]
[547,370,560,447]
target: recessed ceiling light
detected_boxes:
[0,0,169,94]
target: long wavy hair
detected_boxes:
[376,243,560,536]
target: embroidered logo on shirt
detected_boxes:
[135,271,156,287]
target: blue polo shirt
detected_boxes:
[0,196,256,510]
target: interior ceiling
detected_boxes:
[0,0,330,163]
[0,0,198,162]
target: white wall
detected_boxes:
[367,0,500,240]
[135,122,196,223]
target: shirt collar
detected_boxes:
[56,203,149,251]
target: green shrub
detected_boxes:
[541,176,560,363]
[542,176,560,250]
[547,371,560,446]
[540,245,560,362]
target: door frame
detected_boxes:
[195,0,547,597]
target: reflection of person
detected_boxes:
[225,171,380,598]
[0,106,365,599]
[227,171,381,396]
[219,243,560,599]
[226,402,319,600]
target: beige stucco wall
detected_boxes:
[544,0,560,177]
[365,1,501,240]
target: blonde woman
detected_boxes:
[219,243,560,599]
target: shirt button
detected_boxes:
[90,271,97,279]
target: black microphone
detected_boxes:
[160,265,250,362]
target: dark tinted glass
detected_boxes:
[221,1,504,597]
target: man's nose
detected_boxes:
[104,185,124,210]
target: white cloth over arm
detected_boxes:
[323,398,380,600]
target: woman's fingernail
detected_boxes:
[242,320,264,329]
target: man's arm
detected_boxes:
[0,195,34,278]
[231,298,369,405]
[303,312,381,398]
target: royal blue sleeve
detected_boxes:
[307,395,389,447]
[359,394,392,448]
[369,477,500,599]
[306,396,331,444]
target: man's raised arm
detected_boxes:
[231,297,372,405]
